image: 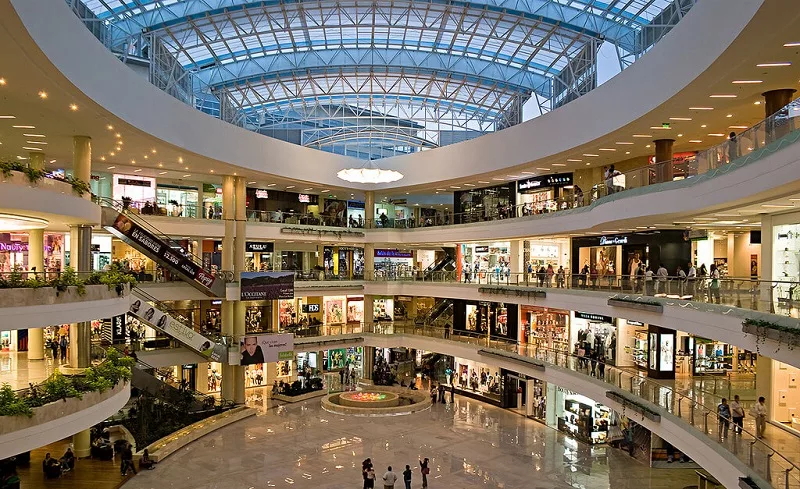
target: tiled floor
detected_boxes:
[122,395,704,489]
[0,351,58,390]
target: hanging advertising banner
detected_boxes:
[128,297,225,361]
[111,314,127,344]
[110,213,217,291]
[237,333,294,366]
[240,271,295,300]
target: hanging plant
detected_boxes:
[742,318,800,353]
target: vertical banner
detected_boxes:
[111,314,127,344]
[240,272,295,300]
[238,333,294,366]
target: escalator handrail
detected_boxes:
[131,288,227,347]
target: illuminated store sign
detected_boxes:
[599,236,628,246]
[517,173,573,192]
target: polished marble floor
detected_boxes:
[0,351,58,390]
[122,394,704,489]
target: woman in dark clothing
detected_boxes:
[419,458,430,488]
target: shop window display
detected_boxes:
[455,358,501,400]
[692,338,733,375]
[325,297,345,324]
[245,364,266,387]
[521,307,569,353]
[346,297,364,323]
[571,313,617,365]
[373,298,393,322]
[557,391,611,445]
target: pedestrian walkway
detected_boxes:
[0,351,59,390]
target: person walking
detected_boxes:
[656,264,668,294]
[59,335,68,363]
[50,339,59,362]
[730,395,745,434]
[419,458,430,488]
[402,465,412,489]
[687,262,697,298]
[365,466,376,489]
[450,382,455,403]
[752,396,768,438]
[717,398,731,438]
[708,264,721,304]
[363,458,374,489]
[556,266,565,288]
[430,384,437,404]
[677,265,686,296]
[438,383,445,404]
[382,466,397,489]
[120,442,136,476]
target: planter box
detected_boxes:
[478,349,546,371]
[273,389,327,403]
[0,383,128,436]
[139,406,255,462]
[0,284,128,308]
[606,391,661,422]
[742,322,800,346]
[478,287,546,299]
[607,298,663,313]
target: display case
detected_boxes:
[632,331,648,369]
[558,395,610,445]
[693,338,733,375]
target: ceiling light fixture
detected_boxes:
[478,181,490,184]
[709,94,737,98]
[158,171,168,175]
[762,204,794,208]
[688,140,702,143]
[669,117,692,121]
[25,141,47,145]
[616,142,634,145]
[552,163,566,167]
[247,181,257,185]
[726,114,733,118]
[463,183,476,187]
[106,125,114,130]
[107,166,115,170]
[182,174,191,178]
[22,147,42,151]
[536,168,551,171]
[757,62,791,67]
[22,134,44,137]
[598,148,616,151]
[38,91,47,99]
[12,125,35,129]
[69,103,79,111]
[650,126,671,130]
[632,134,651,138]
[0,115,15,119]
[783,42,800,47]
[701,124,707,128]
[732,80,762,84]
[0,78,6,86]
[689,107,714,110]
[567,159,583,162]
[286,186,295,189]
[134,169,142,172]
[708,133,726,137]
[729,125,748,129]
[178,157,183,163]
[583,154,599,157]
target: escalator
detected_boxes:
[131,359,209,412]
[423,247,456,280]
[417,298,453,326]
[129,288,227,362]
[97,198,225,297]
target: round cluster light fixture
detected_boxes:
[0,214,49,231]
[337,163,403,183]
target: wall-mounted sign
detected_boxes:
[111,314,126,344]
[0,241,27,252]
[347,200,365,209]
[474,245,489,253]
[627,320,645,326]
[375,249,413,258]
[302,303,321,313]
[599,235,628,246]
[117,177,152,187]
[255,189,269,199]
[574,311,614,323]
[517,172,573,192]
[298,194,311,203]
[245,242,274,253]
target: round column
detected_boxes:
[364,244,375,280]
[27,228,45,360]
[221,175,237,401]
[28,152,45,171]
[364,191,375,226]
[72,429,91,458]
[72,136,91,200]
[654,139,675,183]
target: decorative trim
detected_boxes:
[607,297,663,313]
[605,391,661,422]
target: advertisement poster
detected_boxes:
[347,298,364,323]
[111,213,215,290]
[325,297,345,324]
[466,304,478,331]
[128,297,225,361]
[751,254,758,278]
[240,271,295,300]
[239,333,294,366]
[111,314,127,344]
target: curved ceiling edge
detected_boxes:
[8,0,762,189]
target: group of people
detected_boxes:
[362,458,431,489]
[42,449,74,479]
[717,395,768,439]
[462,260,512,284]
[429,381,455,404]
[528,263,566,288]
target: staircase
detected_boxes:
[98,198,226,297]
[129,288,227,362]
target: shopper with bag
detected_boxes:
[419,458,430,488]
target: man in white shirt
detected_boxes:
[656,264,669,294]
[730,394,746,434]
[383,466,398,489]
[752,396,768,438]
[687,263,697,298]
[677,266,687,296]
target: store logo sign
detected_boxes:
[599,236,628,246]
[255,189,269,199]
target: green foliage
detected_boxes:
[67,176,91,196]
[743,318,800,352]
[0,347,133,417]
[0,384,33,417]
[51,267,85,295]
[0,266,135,295]
[22,166,47,184]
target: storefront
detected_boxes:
[91,235,111,271]
[113,174,155,206]
[516,173,576,214]
[202,184,223,219]
[571,231,691,287]
[691,337,734,375]
[374,201,413,226]
[346,296,364,323]
[246,188,321,223]
[452,300,517,339]
[325,347,363,371]
[520,306,570,353]
[453,357,502,403]
[770,361,800,433]
[0,232,65,274]
[156,184,199,218]
[245,242,274,272]
[373,297,394,322]
[554,389,612,445]
[297,352,318,371]
[461,243,510,279]
[570,312,618,365]
[454,183,516,224]
[347,201,365,227]
[524,239,570,271]
[374,249,414,276]
[324,246,364,278]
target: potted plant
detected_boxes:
[121,196,132,210]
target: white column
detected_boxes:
[760,215,773,312]
[72,136,91,200]
[364,244,375,281]
[727,234,736,277]
[510,239,523,283]
[365,191,375,226]
[27,229,45,360]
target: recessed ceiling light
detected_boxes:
[645,144,651,148]
[436,188,447,191]
[669,117,692,121]
[12,125,35,129]
[709,94,736,98]
[762,204,794,208]
[450,186,461,189]
[182,174,191,178]
[158,171,168,175]
[729,125,748,129]
[130,159,136,164]
[552,163,566,167]
[598,148,616,152]
[650,126,672,130]
[477,181,490,184]
[178,157,183,163]
[689,140,702,143]
[134,168,144,173]
[732,80,762,84]
[267,183,276,187]
[632,134,651,138]
[305,188,313,191]
[107,166,115,169]
[689,107,714,110]
[536,167,551,171]
[286,185,295,189]
[320,189,330,192]
[209,170,214,173]
[700,124,707,128]
[107,125,114,130]
[49,159,56,164]
[756,62,791,67]
[616,142,633,145]
[0,78,6,85]
[567,159,583,162]
[184,166,189,170]
[22,134,45,138]
[492,177,505,181]
[507,175,520,178]
[585,162,591,166]
[109,152,116,156]
[726,114,733,118]
[22,147,43,151]
[784,42,800,47]
[625,151,630,155]
[583,154,599,157]
[520,171,536,175]
[754,101,761,105]
[0,115,16,119]
[25,141,47,145]
[69,103,79,111]
[38,91,47,99]
[115,147,121,151]
[463,183,476,187]
[708,133,726,137]
[143,155,148,159]
[677,134,683,137]
[100,156,106,161]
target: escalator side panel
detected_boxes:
[102,207,224,297]
[128,292,226,362]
